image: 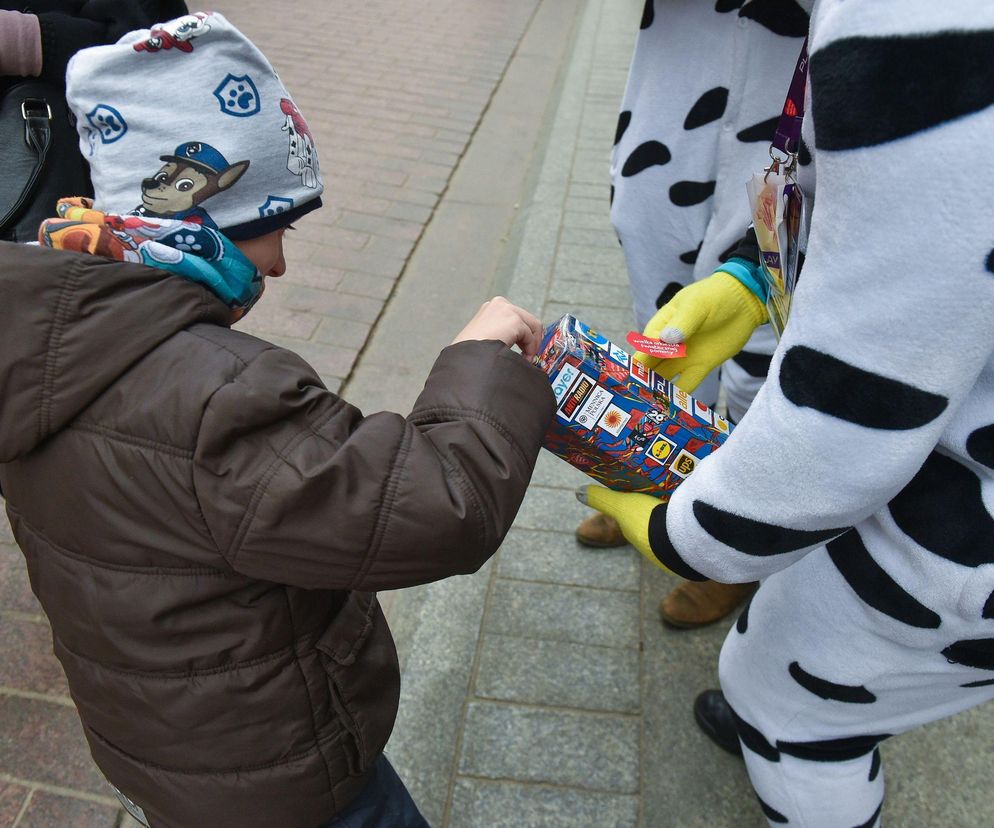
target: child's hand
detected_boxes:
[452,297,544,358]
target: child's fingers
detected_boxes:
[513,305,544,339]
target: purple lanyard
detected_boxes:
[772,38,809,157]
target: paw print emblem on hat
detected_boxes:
[213,74,261,118]
[86,104,128,143]
[258,195,294,217]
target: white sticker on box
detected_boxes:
[713,414,730,434]
[550,364,580,404]
[598,403,629,436]
[629,359,652,387]
[673,388,693,414]
[575,385,613,429]
[693,398,713,425]
[608,343,630,367]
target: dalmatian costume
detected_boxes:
[634,1,994,825]
[611,0,813,415]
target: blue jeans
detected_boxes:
[321,755,429,828]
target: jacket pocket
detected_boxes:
[315,591,400,776]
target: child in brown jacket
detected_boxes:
[0,12,553,828]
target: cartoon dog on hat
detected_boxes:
[135,141,249,229]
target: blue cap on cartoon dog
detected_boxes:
[161,142,232,175]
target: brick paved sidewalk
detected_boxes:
[0,1,546,824]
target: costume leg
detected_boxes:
[718,546,994,828]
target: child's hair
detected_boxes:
[65,12,323,240]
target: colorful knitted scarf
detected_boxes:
[39,198,263,321]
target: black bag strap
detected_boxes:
[0,96,53,232]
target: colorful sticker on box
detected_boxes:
[669,449,698,478]
[598,403,629,436]
[630,359,652,387]
[551,363,580,404]
[653,376,672,399]
[647,434,676,465]
[713,414,730,434]
[673,388,693,414]
[693,399,713,424]
[576,386,613,430]
[577,321,609,350]
[558,374,596,421]
[608,343,630,367]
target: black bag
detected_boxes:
[0,80,92,243]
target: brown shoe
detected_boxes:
[659,580,757,629]
[575,511,627,548]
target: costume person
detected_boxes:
[579,0,813,628]
[585,1,994,823]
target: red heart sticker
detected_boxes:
[626,332,686,359]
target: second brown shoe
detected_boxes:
[575,511,627,548]
[659,580,757,629]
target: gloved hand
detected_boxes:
[577,484,667,571]
[578,485,710,581]
[634,271,767,392]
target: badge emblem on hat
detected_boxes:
[86,104,128,143]
[258,196,295,218]
[214,74,261,118]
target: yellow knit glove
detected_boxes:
[578,485,670,572]
[634,271,768,392]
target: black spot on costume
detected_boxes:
[614,110,631,146]
[640,0,654,30]
[780,346,948,430]
[669,180,716,206]
[684,87,729,129]
[621,141,671,176]
[788,662,877,704]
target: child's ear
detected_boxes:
[217,160,250,191]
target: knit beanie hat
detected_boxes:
[64,11,323,240]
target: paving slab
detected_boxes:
[496,527,639,592]
[486,579,639,651]
[458,701,639,793]
[448,778,638,828]
[510,485,592,534]
[16,790,122,828]
[383,566,494,828]
[475,634,639,713]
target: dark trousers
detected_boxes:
[321,755,429,828]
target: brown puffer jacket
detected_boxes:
[0,243,554,828]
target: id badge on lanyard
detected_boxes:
[747,39,809,339]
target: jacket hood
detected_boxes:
[0,242,230,462]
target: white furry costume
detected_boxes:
[610,0,812,415]
[633,2,994,825]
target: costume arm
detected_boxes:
[598,3,994,582]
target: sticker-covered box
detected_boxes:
[534,314,731,499]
